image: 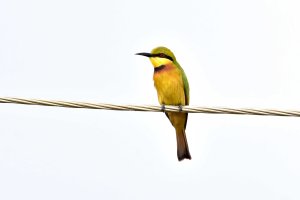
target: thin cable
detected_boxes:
[0,97,300,117]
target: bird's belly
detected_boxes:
[153,71,185,105]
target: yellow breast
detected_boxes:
[153,65,186,106]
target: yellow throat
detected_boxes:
[150,57,172,68]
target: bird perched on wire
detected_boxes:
[136,46,191,161]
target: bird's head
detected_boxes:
[136,46,176,68]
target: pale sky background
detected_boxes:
[1,0,300,199]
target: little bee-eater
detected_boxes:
[136,46,191,161]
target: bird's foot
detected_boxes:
[161,104,166,112]
[178,105,183,112]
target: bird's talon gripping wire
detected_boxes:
[179,105,183,112]
[161,104,166,112]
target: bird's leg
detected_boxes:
[161,104,166,112]
[178,105,183,112]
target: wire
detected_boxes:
[0,97,300,117]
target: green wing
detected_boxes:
[182,71,189,105]
[175,61,189,105]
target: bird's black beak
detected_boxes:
[135,52,152,57]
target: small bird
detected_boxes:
[136,46,191,161]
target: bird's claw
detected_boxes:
[178,105,183,112]
[161,104,166,112]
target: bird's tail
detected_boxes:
[176,129,191,161]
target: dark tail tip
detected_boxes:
[177,149,192,161]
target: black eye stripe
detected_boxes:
[152,53,173,61]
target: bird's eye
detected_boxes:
[159,53,165,58]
